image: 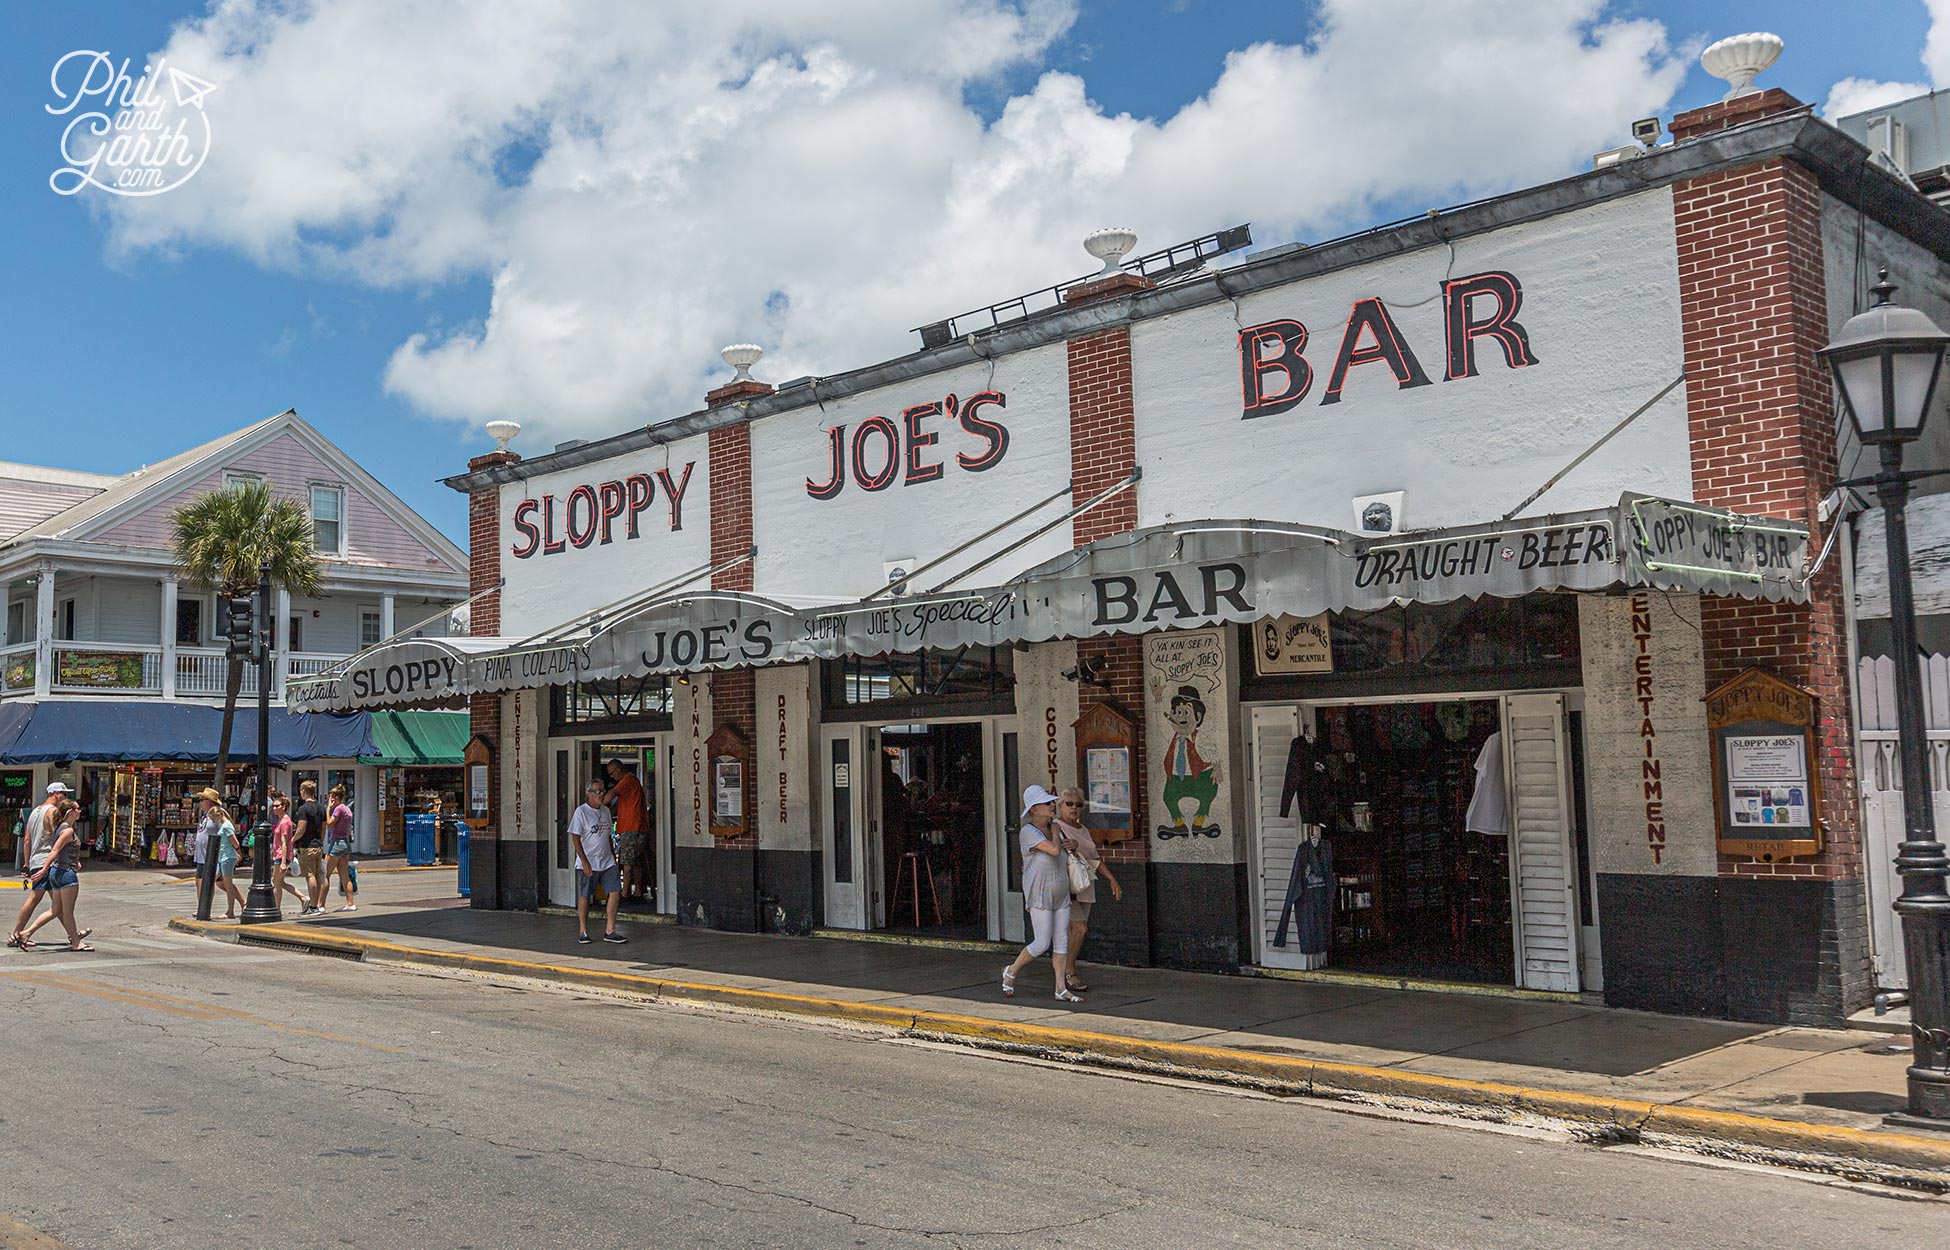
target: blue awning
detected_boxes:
[0,703,32,759]
[0,702,373,764]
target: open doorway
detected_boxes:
[877,722,989,939]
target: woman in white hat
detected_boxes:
[1001,784,1082,1003]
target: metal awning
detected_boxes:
[289,492,1809,713]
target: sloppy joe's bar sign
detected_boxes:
[1238,270,1537,419]
[509,462,695,559]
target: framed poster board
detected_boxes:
[1073,699,1137,842]
[706,722,750,839]
[1705,668,1822,861]
[463,735,494,830]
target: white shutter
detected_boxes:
[1502,693,1579,992]
[1250,705,1307,969]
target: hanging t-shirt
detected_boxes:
[1465,731,1508,836]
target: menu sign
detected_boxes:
[1706,668,1822,860]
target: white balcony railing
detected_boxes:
[175,647,259,698]
[287,653,343,679]
[0,643,372,702]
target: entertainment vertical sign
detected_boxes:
[1631,591,1667,865]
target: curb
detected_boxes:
[167,863,453,883]
[167,916,1950,1192]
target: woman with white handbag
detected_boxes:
[1001,785,1083,1003]
[1054,788,1121,994]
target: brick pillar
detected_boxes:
[1671,90,1869,1021]
[701,382,765,924]
[466,448,518,907]
[1064,274,1160,957]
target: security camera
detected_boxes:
[1060,656,1111,687]
[1632,116,1661,148]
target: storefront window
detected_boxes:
[823,646,1014,715]
[1246,593,1581,696]
[551,674,675,731]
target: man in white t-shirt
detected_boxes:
[570,781,625,946]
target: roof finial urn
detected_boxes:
[1700,32,1783,101]
[483,420,520,453]
[721,343,764,384]
[1084,227,1138,276]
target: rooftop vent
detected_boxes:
[554,438,586,453]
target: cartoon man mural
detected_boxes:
[1160,685,1220,836]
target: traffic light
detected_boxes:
[224,595,255,660]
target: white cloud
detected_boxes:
[1822,0,1950,118]
[106,0,1689,442]
[1826,76,1932,120]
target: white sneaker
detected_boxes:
[337,904,357,912]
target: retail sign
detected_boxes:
[1621,495,1808,599]
[287,640,482,713]
[1238,271,1538,419]
[509,462,695,559]
[1705,667,1822,861]
[55,649,145,688]
[804,390,1010,499]
[1252,614,1332,676]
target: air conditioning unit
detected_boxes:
[1866,115,1909,173]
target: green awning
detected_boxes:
[358,711,469,766]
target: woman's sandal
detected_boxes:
[1001,967,1017,998]
[1066,976,1090,993]
[67,942,95,952]
[5,932,31,951]
[1054,987,1084,1004]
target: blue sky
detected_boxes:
[0,2,1935,544]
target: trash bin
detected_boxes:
[456,825,471,898]
[404,814,437,866]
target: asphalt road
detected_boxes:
[1,873,1943,1249]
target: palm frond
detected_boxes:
[170,480,325,597]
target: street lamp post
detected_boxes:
[1819,270,1950,1123]
[241,560,280,925]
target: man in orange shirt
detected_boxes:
[603,758,649,902]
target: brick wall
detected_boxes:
[466,450,518,839]
[708,421,757,848]
[1078,634,1150,869]
[1065,276,1151,868]
[1670,100,1859,885]
[1067,327,1139,544]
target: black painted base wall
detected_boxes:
[497,840,544,912]
[1149,861,1249,973]
[757,849,821,935]
[675,845,759,932]
[1598,873,1873,1026]
[1076,862,1151,967]
[468,835,500,911]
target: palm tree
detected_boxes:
[170,481,323,793]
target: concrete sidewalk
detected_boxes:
[169,885,1950,1190]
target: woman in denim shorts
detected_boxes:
[25,798,92,951]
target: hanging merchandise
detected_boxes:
[1272,827,1336,962]
[1464,731,1508,836]
[1279,731,1336,825]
